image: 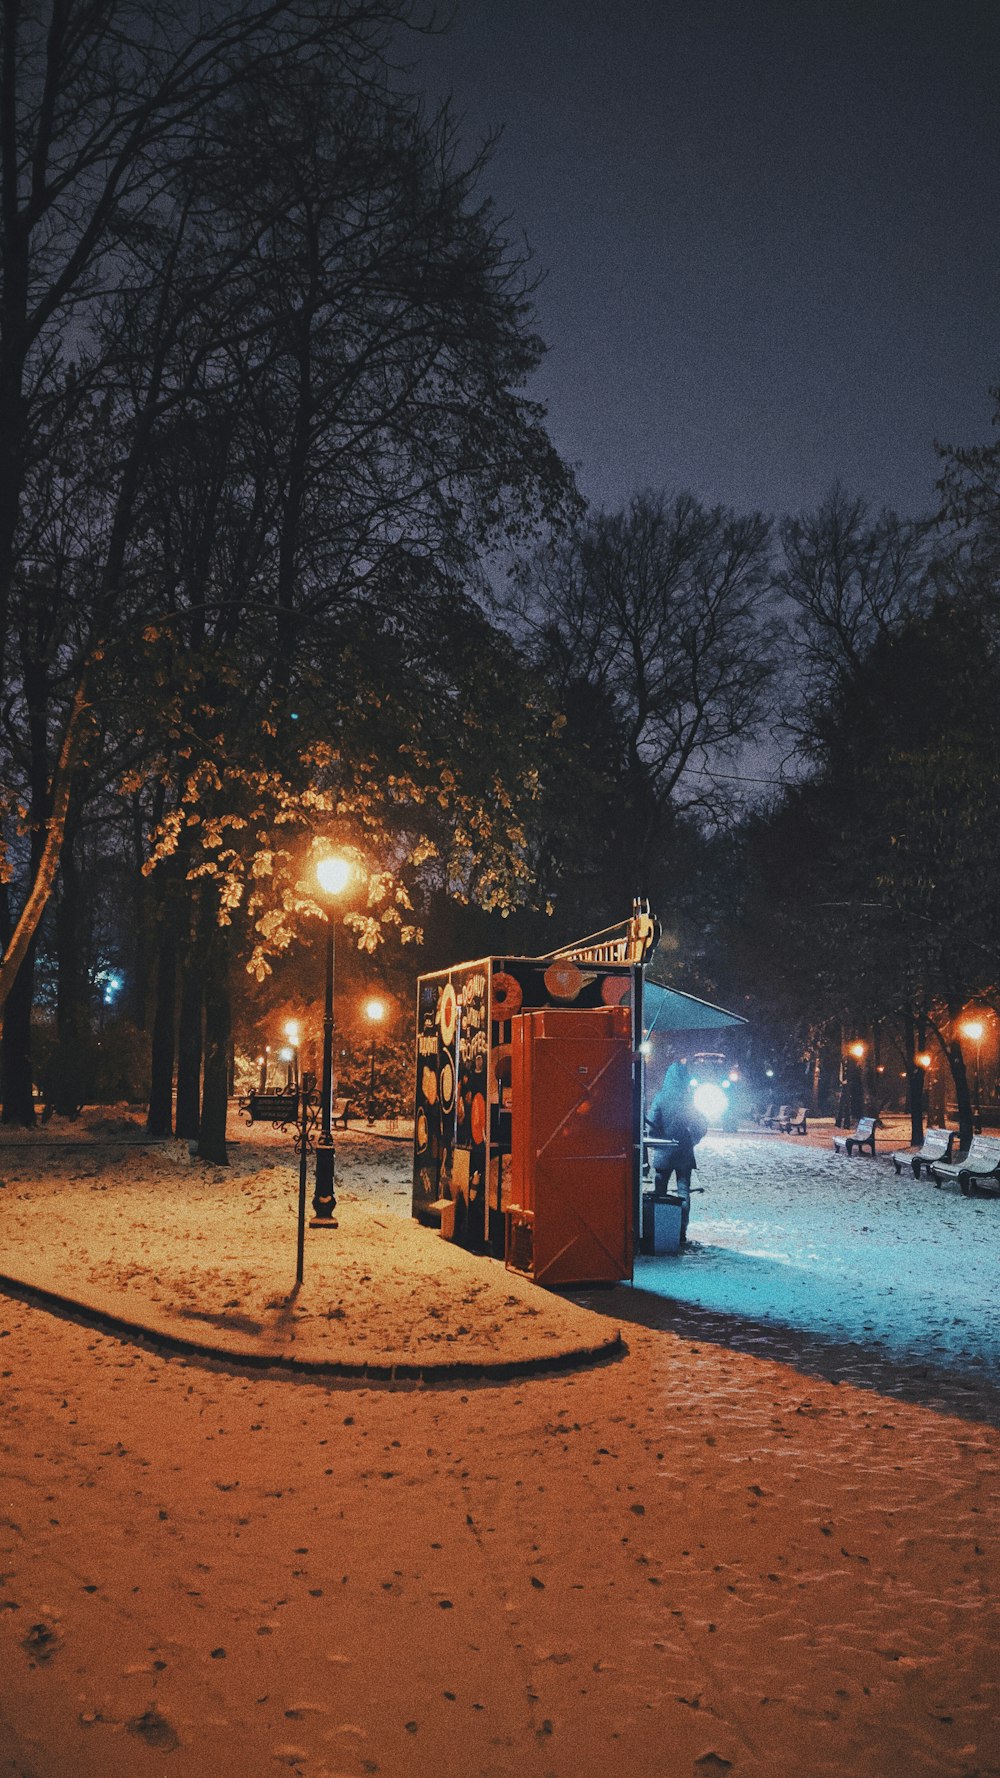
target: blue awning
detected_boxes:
[643,979,746,1034]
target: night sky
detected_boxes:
[417,0,1000,519]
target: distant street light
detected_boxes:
[848,1040,866,1061]
[312,854,353,1227]
[961,1018,985,1132]
[364,997,386,1124]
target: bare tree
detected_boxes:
[505,491,775,909]
[776,484,929,762]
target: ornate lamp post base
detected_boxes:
[311,1140,338,1226]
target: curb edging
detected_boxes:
[0,1271,626,1386]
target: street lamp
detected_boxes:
[364,997,386,1123]
[961,1018,985,1132]
[312,854,352,1227]
[848,1040,866,1061]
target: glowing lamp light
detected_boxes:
[693,1082,727,1122]
[962,1019,985,1043]
[365,997,386,1024]
[916,1052,932,1070]
[764,1067,774,1079]
[848,1041,866,1061]
[316,855,351,896]
[285,1019,300,1046]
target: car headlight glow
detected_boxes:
[692,1082,728,1122]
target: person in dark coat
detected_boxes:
[646,1054,707,1246]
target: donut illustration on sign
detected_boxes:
[600,974,630,1006]
[543,959,585,1001]
[439,1059,455,1112]
[416,1109,429,1153]
[491,971,522,1018]
[437,982,458,1046]
[491,1044,512,1091]
[470,1092,487,1147]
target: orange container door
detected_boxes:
[508,1007,633,1286]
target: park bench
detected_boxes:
[332,1097,353,1127]
[777,1106,808,1134]
[755,1102,776,1127]
[929,1132,1000,1197]
[891,1126,955,1180]
[833,1116,877,1157]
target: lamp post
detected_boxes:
[842,1038,865,1120]
[364,997,386,1124]
[914,1050,935,1125]
[961,1018,985,1133]
[284,1019,300,1090]
[312,854,352,1227]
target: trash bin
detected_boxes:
[642,1191,684,1256]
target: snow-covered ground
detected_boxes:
[636,1128,999,1382]
[1,1110,998,1778]
[331,1116,1000,1412]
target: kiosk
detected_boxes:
[411,905,745,1286]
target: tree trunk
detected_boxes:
[197,918,231,1165]
[175,933,204,1141]
[0,678,90,1016]
[0,942,36,1126]
[146,924,177,1138]
[52,829,91,1116]
[904,1011,925,1146]
[946,1039,974,1153]
[128,792,151,1030]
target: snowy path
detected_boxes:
[633,1132,1000,1381]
